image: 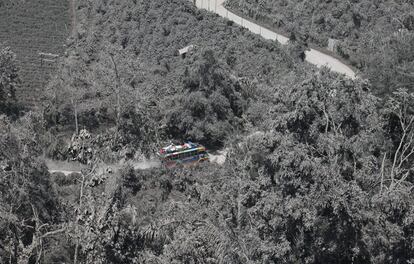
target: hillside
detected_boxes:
[44,0,321,152]
[1,0,414,263]
[224,0,414,95]
[0,0,71,108]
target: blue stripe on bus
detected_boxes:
[163,147,205,157]
[163,154,208,167]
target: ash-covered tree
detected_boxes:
[0,45,19,117]
[287,27,310,62]
[381,89,414,193]
[365,30,414,95]
[225,0,414,95]
[164,49,246,148]
[0,115,64,263]
[223,70,414,263]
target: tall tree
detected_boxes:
[0,46,19,116]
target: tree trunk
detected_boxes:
[73,173,85,264]
[109,54,121,135]
[72,98,79,135]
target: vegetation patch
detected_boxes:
[1,0,414,263]
[225,0,414,95]
[0,0,70,108]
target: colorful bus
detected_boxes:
[158,142,209,168]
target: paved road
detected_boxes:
[193,0,356,79]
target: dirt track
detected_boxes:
[46,158,161,175]
[47,155,224,175]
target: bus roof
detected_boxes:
[158,142,206,157]
[163,147,205,157]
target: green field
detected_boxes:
[0,0,71,108]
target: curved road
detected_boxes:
[193,0,356,79]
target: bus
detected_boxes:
[158,142,209,168]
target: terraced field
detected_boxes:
[0,0,71,108]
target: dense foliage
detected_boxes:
[50,73,414,263]
[45,0,313,150]
[1,0,414,263]
[0,45,19,116]
[165,49,247,146]
[0,114,63,263]
[0,0,70,107]
[225,0,414,95]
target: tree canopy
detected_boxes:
[0,45,19,116]
[1,0,414,263]
[225,0,414,95]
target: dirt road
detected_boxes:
[46,158,161,175]
[47,155,224,175]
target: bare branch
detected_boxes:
[380,153,387,195]
[40,228,66,239]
